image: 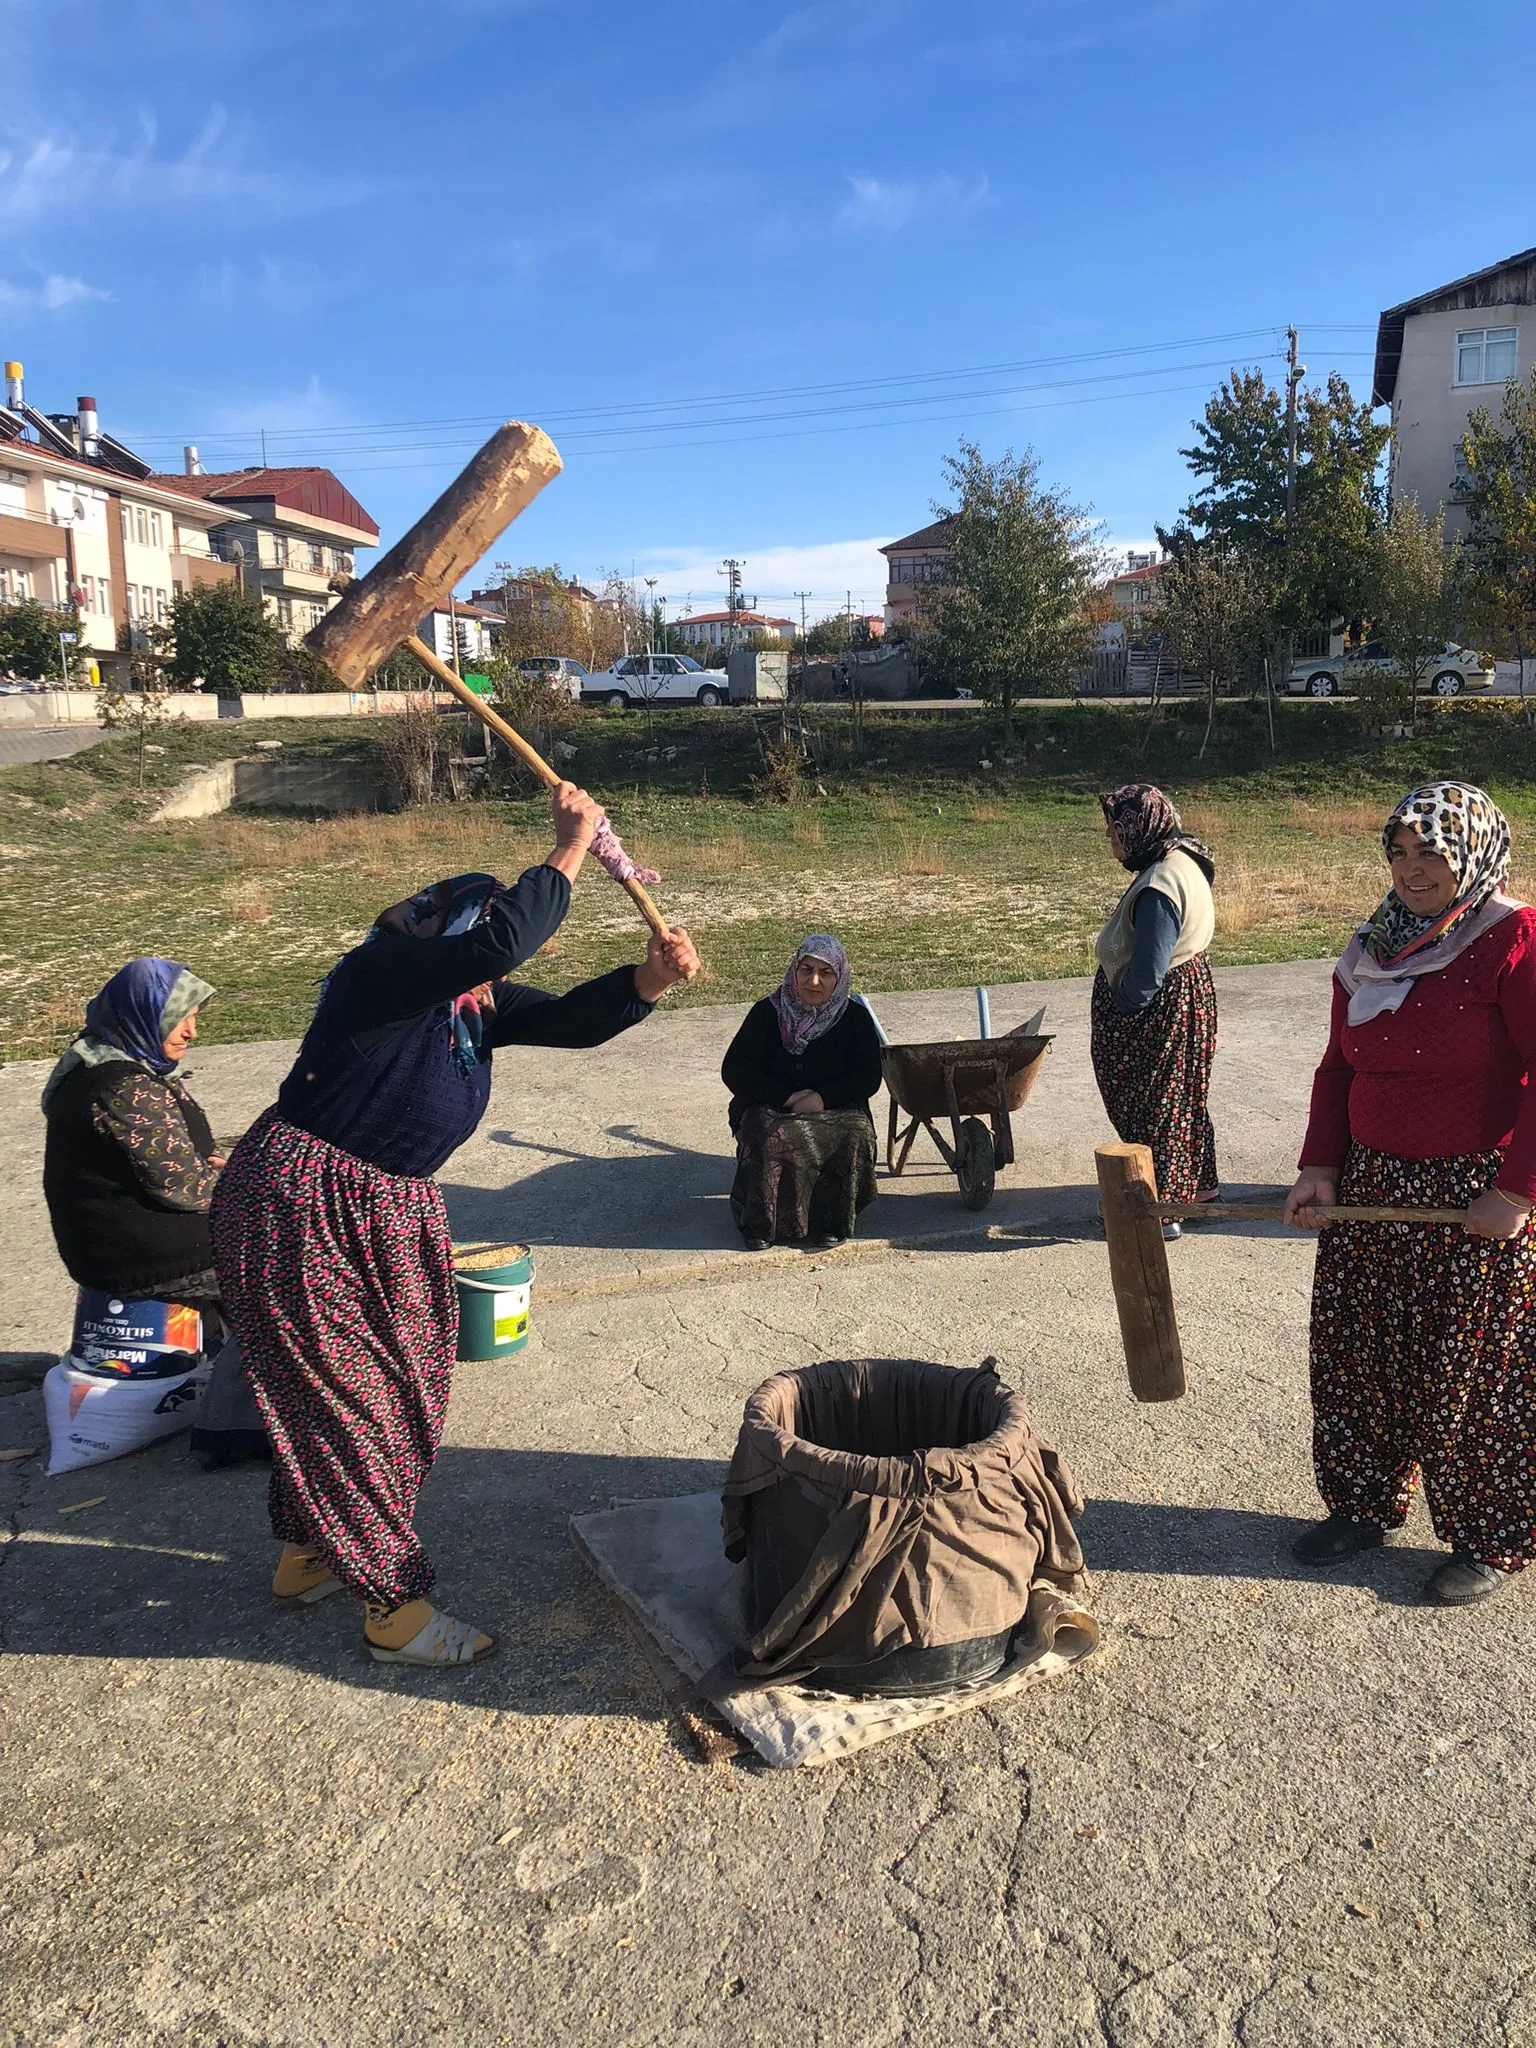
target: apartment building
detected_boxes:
[154,461,378,645]
[1373,246,1536,534]
[0,363,239,678]
[676,609,795,649]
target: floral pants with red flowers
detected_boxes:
[211,1110,458,1608]
[1310,1143,1536,1572]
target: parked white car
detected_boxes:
[582,653,726,707]
[516,656,588,700]
[1283,641,1494,698]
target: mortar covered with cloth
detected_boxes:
[212,780,699,1670]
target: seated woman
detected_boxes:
[42,958,222,1304]
[721,934,881,1251]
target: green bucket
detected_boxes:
[453,1242,535,1361]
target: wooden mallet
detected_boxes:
[1095,1141,1468,1403]
[304,421,671,942]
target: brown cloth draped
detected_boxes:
[721,1357,1093,1679]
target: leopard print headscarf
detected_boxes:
[1363,782,1512,967]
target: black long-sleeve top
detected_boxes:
[276,864,653,1175]
[720,998,883,1135]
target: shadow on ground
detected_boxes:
[452,1122,1115,1256]
[3,1435,1444,1715]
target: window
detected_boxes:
[308,540,324,571]
[155,588,168,623]
[1456,327,1518,386]
[274,533,289,567]
[134,506,148,545]
[149,511,163,547]
[278,597,293,630]
[120,506,130,542]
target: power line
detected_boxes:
[117,323,1377,455]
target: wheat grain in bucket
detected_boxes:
[210,782,700,1670]
[1282,781,1536,1608]
[1091,784,1221,1241]
[721,933,882,1252]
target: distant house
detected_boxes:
[676,610,795,649]
[418,601,502,668]
[1104,551,1167,623]
[155,461,379,647]
[469,574,602,628]
[879,518,954,627]
[1374,246,1536,533]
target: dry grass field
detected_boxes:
[4,698,1536,1057]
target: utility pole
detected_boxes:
[1278,324,1306,737]
[644,578,657,654]
[721,558,744,654]
[796,589,810,646]
[1284,325,1304,525]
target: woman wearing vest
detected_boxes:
[1285,783,1536,1606]
[1091,784,1220,1239]
[42,958,222,1302]
[211,781,699,1670]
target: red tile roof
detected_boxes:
[150,466,378,540]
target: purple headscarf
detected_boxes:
[770,934,851,1054]
[42,956,214,1111]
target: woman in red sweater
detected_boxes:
[1284,781,1536,1605]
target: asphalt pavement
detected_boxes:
[2,966,1532,2047]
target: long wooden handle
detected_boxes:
[403,634,669,940]
[1159,1200,1469,1225]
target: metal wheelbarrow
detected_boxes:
[880,1028,1053,1211]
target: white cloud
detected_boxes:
[836,171,989,233]
[621,537,896,617]
[0,114,392,228]
[0,271,111,310]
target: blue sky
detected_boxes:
[4,0,1533,623]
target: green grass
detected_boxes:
[6,695,1536,1059]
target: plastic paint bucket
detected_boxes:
[453,1242,535,1362]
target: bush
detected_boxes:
[0,599,78,681]
[375,697,450,808]
[159,582,284,695]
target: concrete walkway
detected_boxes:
[2,966,1533,2047]
[0,724,107,767]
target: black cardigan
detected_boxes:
[44,1061,218,1295]
[720,998,883,1135]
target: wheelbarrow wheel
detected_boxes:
[956,1118,995,1211]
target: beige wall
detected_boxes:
[1390,304,1534,533]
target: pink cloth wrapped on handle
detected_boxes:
[589,813,660,888]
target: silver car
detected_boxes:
[1284,641,1494,698]
[516,656,589,701]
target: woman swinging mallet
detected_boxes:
[212,781,699,1667]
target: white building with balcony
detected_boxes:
[153,463,379,645]
[0,366,242,679]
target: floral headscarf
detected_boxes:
[1362,782,1512,968]
[770,934,851,1054]
[42,957,214,1111]
[1099,783,1215,881]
